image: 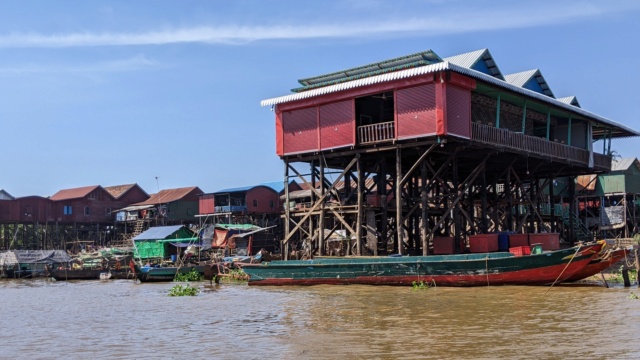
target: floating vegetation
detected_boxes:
[174,269,204,282]
[629,292,639,300]
[168,284,199,297]
[220,268,249,283]
[412,280,436,290]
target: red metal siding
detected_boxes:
[396,84,437,139]
[445,84,471,138]
[275,111,284,156]
[246,187,279,214]
[282,107,319,155]
[199,194,215,215]
[319,100,355,150]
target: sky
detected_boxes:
[1,0,639,197]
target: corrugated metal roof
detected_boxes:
[444,48,504,80]
[215,180,285,194]
[103,184,147,200]
[504,69,554,98]
[611,157,639,172]
[557,96,581,108]
[50,185,103,201]
[260,60,639,138]
[0,189,14,200]
[134,186,203,205]
[133,225,185,241]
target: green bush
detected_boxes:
[174,269,204,282]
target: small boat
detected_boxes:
[50,268,130,281]
[132,263,205,282]
[99,272,112,280]
[563,246,629,283]
[240,242,604,286]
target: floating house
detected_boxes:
[126,186,204,226]
[0,249,71,278]
[261,48,639,258]
[132,225,199,260]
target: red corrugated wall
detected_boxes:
[396,83,437,139]
[199,194,215,215]
[282,107,319,155]
[319,100,354,150]
[445,84,471,139]
[246,187,279,214]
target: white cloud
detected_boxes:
[0,2,635,48]
[0,54,157,74]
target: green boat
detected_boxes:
[240,242,604,286]
[132,263,205,282]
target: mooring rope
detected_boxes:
[545,244,582,294]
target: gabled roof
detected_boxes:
[504,69,554,98]
[0,189,14,200]
[611,157,640,172]
[104,183,148,200]
[135,186,203,205]
[214,180,296,194]
[444,48,504,80]
[50,185,110,201]
[557,96,581,108]
[292,50,442,92]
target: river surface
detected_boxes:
[0,278,638,359]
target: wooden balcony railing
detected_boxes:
[358,121,395,144]
[471,123,611,171]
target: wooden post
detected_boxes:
[506,168,513,232]
[284,161,290,260]
[549,176,556,233]
[421,160,428,256]
[396,148,403,255]
[318,160,325,256]
[356,155,363,256]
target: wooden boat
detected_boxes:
[563,247,629,283]
[50,268,130,281]
[240,242,604,286]
[132,263,205,282]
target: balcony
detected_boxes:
[214,205,247,213]
[471,123,611,171]
[358,121,395,145]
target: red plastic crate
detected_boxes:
[508,233,529,247]
[468,234,499,253]
[432,237,455,255]
[509,246,531,257]
[528,233,560,251]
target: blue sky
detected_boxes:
[1,1,639,197]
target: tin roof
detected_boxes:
[444,48,504,80]
[50,185,106,201]
[133,225,187,241]
[557,96,581,108]
[214,180,295,194]
[504,69,554,98]
[611,157,640,172]
[135,186,203,205]
[0,189,14,200]
[104,184,148,200]
[261,58,639,138]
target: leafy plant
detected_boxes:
[412,280,435,290]
[168,284,199,297]
[629,292,639,300]
[219,268,249,283]
[174,269,204,282]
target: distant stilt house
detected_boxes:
[576,157,640,239]
[0,249,71,278]
[123,186,204,229]
[261,48,640,258]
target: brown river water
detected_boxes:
[0,278,638,359]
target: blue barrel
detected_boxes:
[497,232,511,251]
[170,255,177,262]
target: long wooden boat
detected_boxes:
[563,247,629,283]
[132,263,205,282]
[50,268,131,281]
[240,243,603,286]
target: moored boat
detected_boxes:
[50,268,131,281]
[563,246,629,283]
[132,263,205,282]
[240,242,604,286]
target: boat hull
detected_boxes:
[51,269,131,281]
[241,243,603,286]
[133,264,205,282]
[564,247,628,282]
